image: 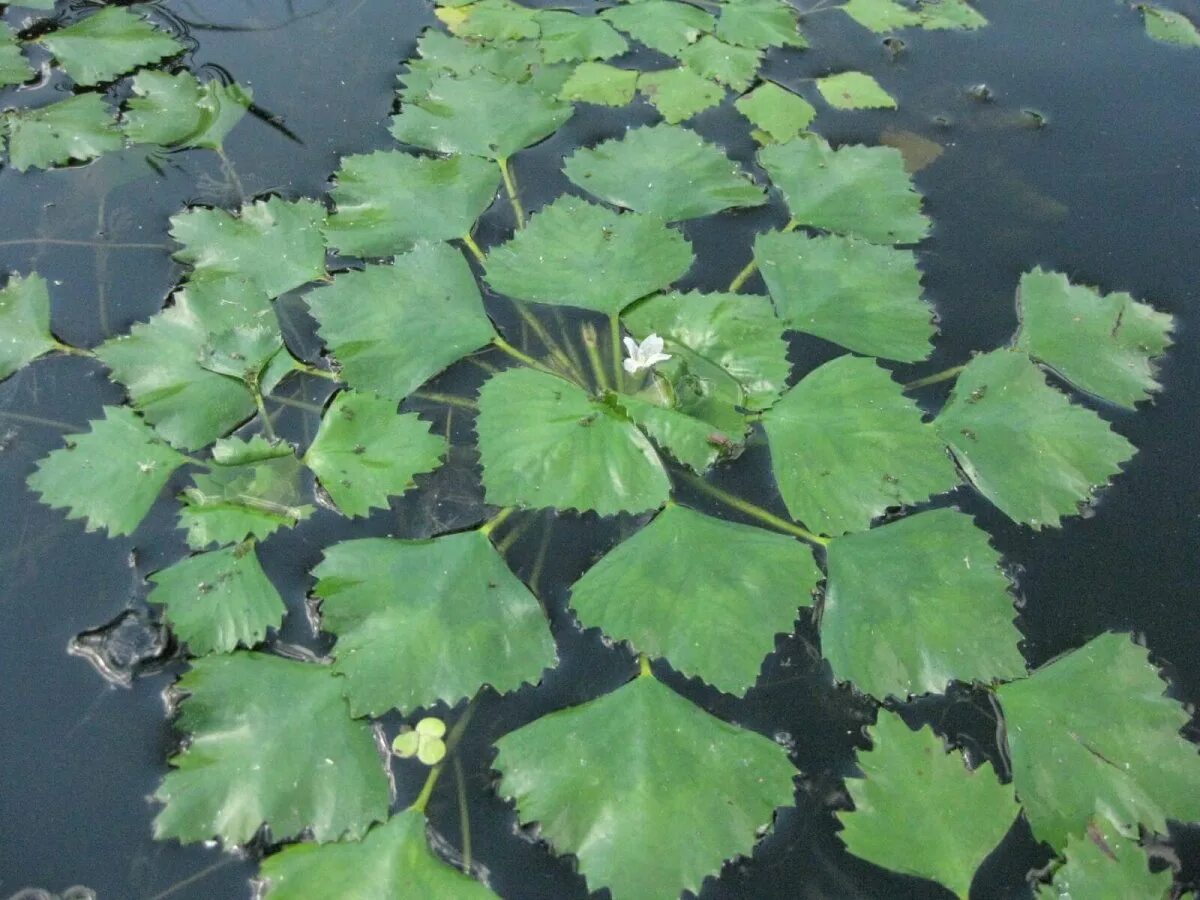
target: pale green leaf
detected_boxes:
[560,61,638,106]
[122,69,252,151]
[1014,267,1174,410]
[324,151,500,258]
[5,94,122,172]
[815,71,897,109]
[754,230,934,361]
[916,0,987,30]
[716,0,806,48]
[677,36,760,92]
[839,712,1019,899]
[841,0,922,32]
[763,355,958,535]
[37,7,182,86]
[307,243,495,401]
[637,67,725,123]
[934,350,1135,529]
[735,82,816,144]
[477,367,670,515]
[0,24,33,87]
[616,393,722,472]
[313,530,556,715]
[600,1,715,56]
[1138,4,1200,46]
[758,135,930,244]
[96,277,278,450]
[484,196,693,315]
[148,545,285,655]
[170,198,328,299]
[0,272,58,380]
[27,406,188,537]
[154,652,390,845]
[823,509,1026,699]
[571,503,820,694]
[444,0,540,41]
[399,30,554,99]
[391,69,572,160]
[261,809,498,899]
[997,632,1200,849]
[494,673,796,900]
[536,10,629,62]
[179,436,313,549]
[1038,824,1173,900]
[304,391,446,517]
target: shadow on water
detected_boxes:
[1,0,1198,896]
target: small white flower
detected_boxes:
[622,333,671,374]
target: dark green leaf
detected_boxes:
[823,509,1026,699]
[600,1,715,56]
[536,10,629,62]
[0,23,32,87]
[0,272,58,380]
[716,0,806,49]
[677,36,760,92]
[735,82,816,144]
[934,350,1135,528]
[495,673,796,899]
[37,7,182,86]
[122,69,251,151]
[1038,824,1173,899]
[616,393,722,472]
[764,355,958,535]
[637,67,725,123]
[5,94,122,172]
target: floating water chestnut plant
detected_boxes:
[4,0,1199,897]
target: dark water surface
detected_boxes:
[2,0,1198,897]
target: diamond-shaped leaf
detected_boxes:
[303,391,446,517]
[5,94,122,172]
[616,393,722,472]
[1037,823,1174,899]
[716,0,806,49]
[996,632,1200,849]
[27,407,188,537]
[477,367,670,515]
[154,652,390,846]
[0,272,59,381]
[122,69,251,151]
[536,10,629,62]
[484,196,693,315]
[560,61,639,106]
[148,545,285,655]
[1138,4,1200,46]
[763,355,958,536]
[445,0,540,41]
[563,124,765,222]
[677,36,760,91]
[600,0,715,56]
[934,350,1135,529]
[570,503,820,694]
[0,23,32,87]
[917,0,987,30]
[637,67,725,123]
[815,71,897,110]
[313,530,556,715]
[1013,267,1174,410]
[307,242,495,401]
[823,509,1026,699]
[841,0,922,32]
[735,82,816,144]
[37,7,182,86]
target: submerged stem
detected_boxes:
[492,335,559,378]
[51,341,95,359]
[498,157,525,228]
[677,471,829,547]
[252,388,277,441]
[461,233,487,265]
[609,313,625,393]
[903,364,966,391]
[411,695,480,814]
[728,218,799,293]
[480,506,515,537]
[410,390,478,411]
[512,302,586,384]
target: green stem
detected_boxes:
[410,390,478,411]
[461,233,487,265]
[582,324,610,392]
[498,157,525,228]
[609,313,624,393]
[252,389,277,441]
[480,506,515,537]
[52,341,94,358]
[903,364,966,391]
[677,472,829,546]
[0,410,78,431]
[493,335,568,380]
[411,695,480,814]
[728,218,799,293]
[512,303,586,384]
[638,654,653,677]
[297,362,339,381]
[453,755,472,873]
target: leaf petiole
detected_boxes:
[498,157,525,229]
[676,470,829,547]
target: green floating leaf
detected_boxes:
[823,509,1026,699]
[0,273,58,381]
[445,0,540,41]
[170,198,328,299]
[754,230,934,361]
[391,69,572,160]
[677,36,760,91]
[148,545,285,655]
[1138,4,1200,46]
[37,7,182,86]
[916,0,987,30]
[1014,267,1173,410]
[716,0,806,48]
[571,503,819,694]
[563,124,765,222]
[637,67,725,123]
[123,69,252,151]
[560,61,639,106]
[0,23,33,87]
[735,82,816,144]
[477,367,670,515]
[495,673,796,900]
[260,808,498,899]
[5,94,122,172]
[27,406,188,537]
[154,652,390,846]
[1038,823,1173,899]
[536,9,629,62]
[314,530,556,716]
[324,151,499,258]
[400,30,555,99]
[179,436,313,549]
[815,71,897,110]
[763,355,958,536]
[600,0,715,56]
[484,196,693,315]
[392,717,447,765]
[839,712,1019,899]
[616,393,722,472]
[934,350,1135,529]
[304,391,446,517]
[997,631,1200,849]
[97,277,279,450]
[758,135,930,244]
[623,290,790,436]
[307,242,495,401]
[841,0,922,32]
